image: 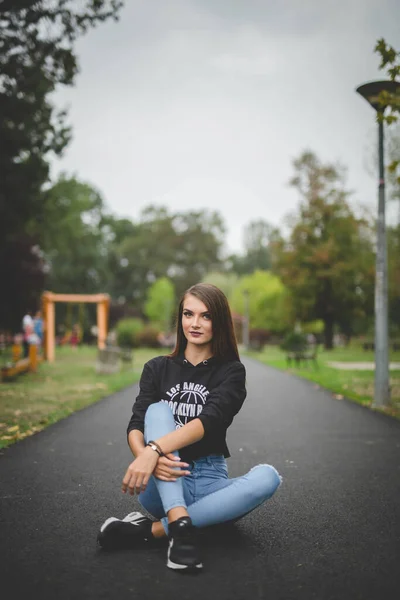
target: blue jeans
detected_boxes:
[139,402,282,534]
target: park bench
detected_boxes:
[286,345,318,369]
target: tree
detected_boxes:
[115,205,226,306]
[0,1,122,328]
[388,225,400,335]
[228,220,279,275]
[201,271,240,301]
[144,278,175,331]
[230,270,290,333]
[35,174,111,294]
[0,0,122,241]
[0,235,47,331]
[274,151,375,349]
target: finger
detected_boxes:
[169,469,190,478]
[134,475,143,495]
[122,470,132,493]
[163,459,189,469]
[165,453,189,466]
[165,453,177,460]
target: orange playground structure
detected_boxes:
[41,292,110,362]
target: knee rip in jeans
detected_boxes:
[249,464,283,497]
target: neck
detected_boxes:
[184,344,213,366]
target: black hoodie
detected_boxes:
[127,354,246,462]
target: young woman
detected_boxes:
[97,283,282,572]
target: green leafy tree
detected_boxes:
[0,0,122,328]
[37,174,111,294]
[230,270,290,333]
[100,215,139,302]
[201,271,240,301]
[116,205,226,306]
[0,0,122,240]
[228,220,279,275]
[388,225,400,334]
[0,235,47,331]
[274,151,375,349]
[144,278,175,331]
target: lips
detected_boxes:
[189,332,202,337]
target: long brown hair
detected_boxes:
[169,283,240,362]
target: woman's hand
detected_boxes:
[121,447,159,495]
[153,453,191,482]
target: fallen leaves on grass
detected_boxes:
[0,424,42,444]
[6,425,19,433]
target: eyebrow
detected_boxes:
[183,308,210,315]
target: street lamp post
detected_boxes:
[356,80,400,408]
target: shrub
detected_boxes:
[280,331,308,353]
[136,325,161,348]
[249,328,270,351]
[116,318,144,348]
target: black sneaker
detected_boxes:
[97,511,152,550]
[167,517,203,572]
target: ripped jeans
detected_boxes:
[138,402,282,534]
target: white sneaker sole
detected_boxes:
[100,512,146,533]
[167,559,203,570]
[100,517,119,533]
[167,543,202,570]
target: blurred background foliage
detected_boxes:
[0,4,399,350]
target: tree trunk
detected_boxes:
[323,318,334,349]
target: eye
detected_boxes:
[183,311,192,317]
[203,313,211,320]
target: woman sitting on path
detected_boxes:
[97,283,282,572]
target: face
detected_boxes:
[182,294,213,350]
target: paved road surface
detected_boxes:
[1,357,399,600]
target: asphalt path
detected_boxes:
[1,357,400,600]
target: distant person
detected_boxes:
[97,283,282,573]
[69,324,80,349]
[22,311,34,357]
[33,311,44,347]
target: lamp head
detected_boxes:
[356,80,400,111]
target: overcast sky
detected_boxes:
[51,0,400,255]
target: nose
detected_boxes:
[192,316,200,329]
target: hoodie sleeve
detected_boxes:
[197,361,246,435]
[126,360,159,436]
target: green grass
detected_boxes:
[243,344,400,420]
[0,345,167,449]
[2,342,399,450]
